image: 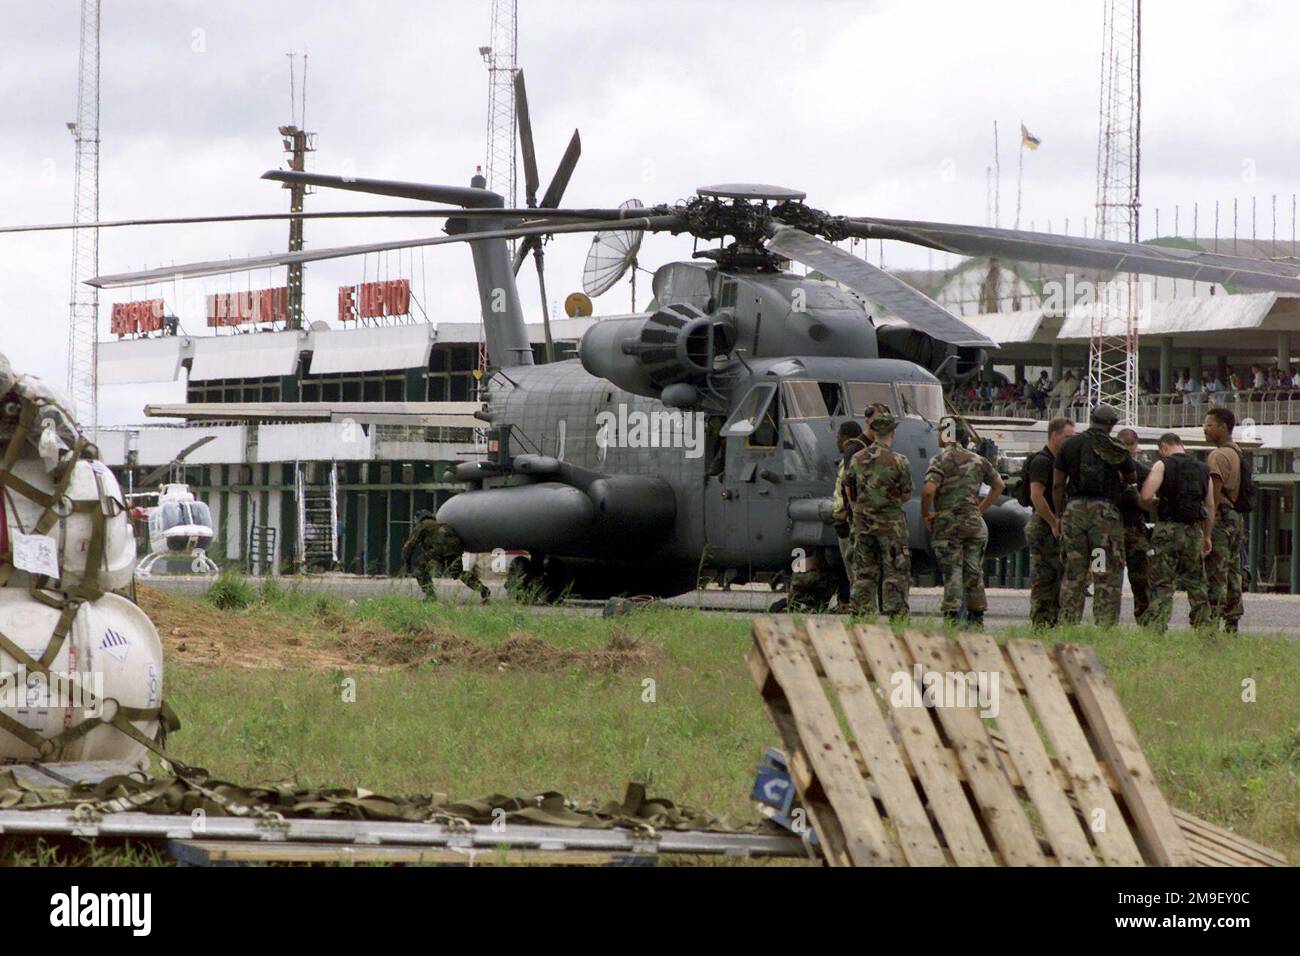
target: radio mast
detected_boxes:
[66,0,101,429]
[1088,0,1142,423]
[478,0,519,379]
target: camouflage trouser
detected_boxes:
[850,523,910,618]
[1124,523,1152,624]
[1146,522,1212,631]
[837,527,857,587]
[931,517,988,615]
[1205,506,1244,630]
[1026,513,1063,628]
[414,559,490,602]
[789,559,843,613]
[1060,498,1126,627]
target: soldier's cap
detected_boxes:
[870,411,899,435]
[1090,404,1120,427]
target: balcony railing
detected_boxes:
[952,389,1300,429]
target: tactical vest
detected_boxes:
[1156,453,1207,524]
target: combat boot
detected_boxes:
[944,611,962,627]
[967,610,985,629]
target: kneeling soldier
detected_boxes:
[1138,433,1213,631]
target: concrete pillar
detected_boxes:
[1050,344,1063,380]
[1280,331,1292,372]
[1159,337,1174,395]
[1190,349,1203,383]
[1217,354,1229,384]
[1014,363,1025,385]
[1291,484,1300,594]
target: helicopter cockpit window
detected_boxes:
[897,382,945,423]
[183,501,213,529]
[158,502,183,531]
[722,383,779,444]
[781,380,845,419]
[847,383,896,417]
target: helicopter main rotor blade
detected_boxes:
[88,214,685,289]
[514,129,583,275]
[139,434,216,486]
[514,70,541,209]
[262,170,507,208]
[0,207,620,235]
[844,217,1300,294]
[765,224,996,349]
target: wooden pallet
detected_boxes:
[748,617,1285,867]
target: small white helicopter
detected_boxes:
[129,436,220,577]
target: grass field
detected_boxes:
[3,579,1297,865]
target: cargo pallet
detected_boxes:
[748,617,1286,867]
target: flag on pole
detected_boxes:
[1020,123,1041,150]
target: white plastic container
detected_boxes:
[0,589,164,765]
[4,456,137,593]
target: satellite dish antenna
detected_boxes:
[583,199,644,309]
[564,291,593,317]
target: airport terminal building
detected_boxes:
[95,244,1300,594]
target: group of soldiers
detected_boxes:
[1025,403,1248,632]
[799,405,1006,624]
[796,399,1250,632]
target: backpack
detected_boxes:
[1076,439,1109,498]
[1233,446,1255,515]
[1016,451,1043,508]
[1160,455,1207,524]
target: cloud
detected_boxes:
[3,0,1299,421]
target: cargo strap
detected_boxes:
[0,394,118,598]
[0,597,178,764]
[0,773,746,834]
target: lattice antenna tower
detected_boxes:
[1088,0,1142,423]
[478,0,519,378]
[66,0,101,430]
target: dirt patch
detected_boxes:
[136,588,653,674]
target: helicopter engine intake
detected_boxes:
[579,303,734,401]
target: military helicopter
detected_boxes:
[19,73,1300,599]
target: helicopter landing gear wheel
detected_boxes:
[505,555,567,604]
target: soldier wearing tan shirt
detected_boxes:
[1204,407,1245,632]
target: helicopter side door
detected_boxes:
[706,382,787,576]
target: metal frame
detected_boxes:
[0,808,805,858]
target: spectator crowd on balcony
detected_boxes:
[949,363,1300,419]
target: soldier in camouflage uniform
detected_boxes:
[845,412,912,618]
[1138,433,1214,631]
[1204,407,1246,632]
[1117,428,1153,624]
[1052,405,1136,627]
[401,511,491,603]
[786,547,844,613]
[832,419,871,588]
[1023,417,1074,628]
[921,420,1005,627]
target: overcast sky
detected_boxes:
[3,0,1299,423]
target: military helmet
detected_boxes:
[871,411,899,435]
[1090,404,1120,427]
